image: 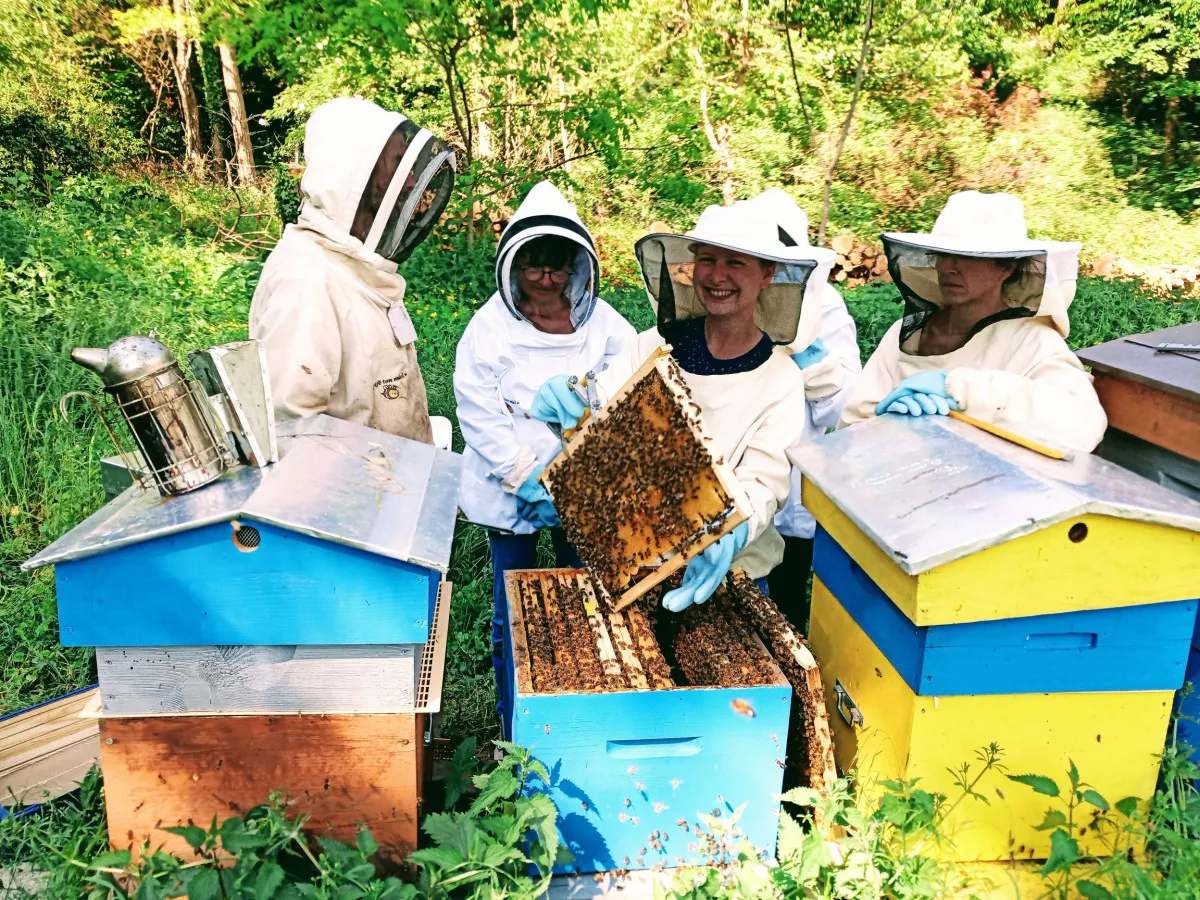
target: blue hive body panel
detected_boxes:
[55,521,438,646]
[813,528,1197,696]
[510,686,791,873]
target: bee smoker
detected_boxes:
[66,335,229,496]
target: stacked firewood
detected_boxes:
[1090,253,1200,297]
[827,234,890,287]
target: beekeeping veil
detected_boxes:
[882,191,1081,343]
[634,196,836,349]
[494,181,601,328]
[299,97,456,265]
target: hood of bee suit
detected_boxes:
[297,97,455,267]
[634,195,836,348]
[880,191,1080,342]
[494,181,601,329]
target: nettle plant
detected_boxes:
[80,739,569,900]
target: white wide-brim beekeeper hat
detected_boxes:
[634,194,836,348]
[881,191,1081,340]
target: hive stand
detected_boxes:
[504,568,791,874]
[22,415,461,863]
[540,351,748,611]
[792,414,1200,862]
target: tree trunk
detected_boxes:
[685,0,736,204]
[556,72,572,171]
[218,42,256,184]
[197,42,228,183]
[1163,93,1179,172]
[817,0,874,245]
[170,0,203,167]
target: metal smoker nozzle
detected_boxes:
[70,347,109,376]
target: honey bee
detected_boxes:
[730,698,756,718]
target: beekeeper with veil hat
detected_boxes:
[250,97,455,443]
[454,180,636,732]
[528,193,836,612]
[838,191,1106,452]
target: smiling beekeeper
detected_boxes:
[528,193,836,613]
[749,190,862,626]
[249,97,455,443]
[454,181,635,729]
[838,191,1106,452]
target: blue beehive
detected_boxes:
[21,414,462,861]
[24,415,461,649]
[503,568,792,874]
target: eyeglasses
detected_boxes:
[519,266,572,284]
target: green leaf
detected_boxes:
[408,846,466,871]
[1033,809,1068,831]
[1068,759,1080,790]
[1080,789,1109,810]
[345,863,377,885]
[253,862,286,900]
[91,850,133,869]
[780,787,821,807]
[188,868,222,900]
[1115,797,1140,818]
[165,824,208,850]
[422,812,478,856]
[1077,880,1115,900]
[1040,829,1081,876]
[1007,773,1060,797]
[469,767,520,815]
[356,827,379,858]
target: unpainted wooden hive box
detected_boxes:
[23,415,462,862]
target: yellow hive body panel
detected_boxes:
[810,577,1170,861]
[803,482,1200,626]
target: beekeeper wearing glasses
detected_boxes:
[748,190,862,626]
[454,181,635,727]
[529,194,835,613]
[250,97,455,443]
[838,191,1106,451]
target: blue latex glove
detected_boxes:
[662,522,751,613]
[790,338,830,370]
[875,371,961,418]
[515,464,560,528]
[530,375,587,429]
[517,496,559,529]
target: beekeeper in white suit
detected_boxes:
[747,190,862,627]
[454,180,635,732]
[838,191,1106,452]
[249,97,455,444]
[529,194,836,613]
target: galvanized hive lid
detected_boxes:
[791,414,1200,575]
[23,415,462,573]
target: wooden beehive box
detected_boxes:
[503,568,792,873]
[540,351,749,610]
[793,414,1200,861]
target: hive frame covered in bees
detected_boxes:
[540,349,749,611]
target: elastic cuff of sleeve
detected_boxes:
[801,356,847,402]
[944,369,970,411]
[499,446,540,493]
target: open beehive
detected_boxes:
[540,351,748,610]
[503,567,835,872]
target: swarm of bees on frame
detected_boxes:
[510,569,778,694]
[541,357,739,603]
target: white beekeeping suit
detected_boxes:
[249,97,455,442]
[596,197,836,580]
[455,182,636,533]
[839,191,1107,453]
[746,190,863,542]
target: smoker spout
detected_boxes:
[71,348,109,376]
